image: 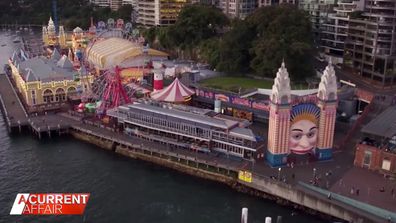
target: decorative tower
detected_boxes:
[88,17,97,38]
[153,70,164,91]
[267,62,292,167]
[68,48,74,62]
[47,17,57,46]
[47,17,56,36]
[42,26,48,45]
[316,60,338,160]
[58,25,66,48]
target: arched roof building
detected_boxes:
[86,37,168,70]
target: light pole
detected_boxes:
[278,167,281,181]
[313,168,317,184]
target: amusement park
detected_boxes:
[1,12,396,223]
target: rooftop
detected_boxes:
[11,48,76,83]
[87,37,168,69]
[361,106,396,139]
[127,102,237,129]
[110,102,256,141]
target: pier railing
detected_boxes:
[299,182,396,222]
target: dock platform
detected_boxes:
[0,73,28,132]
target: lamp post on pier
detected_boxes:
[278,167,281,181]
[312,168,317,185]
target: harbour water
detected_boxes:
[0,32,324,222]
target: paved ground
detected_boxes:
[330,167,396,212]
[0,74,28,126]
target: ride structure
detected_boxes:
[94,66,132,114]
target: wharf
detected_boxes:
[0,73,28,132]
[57,113,394,223]
[0,71,395,222]
[28,114,70,139]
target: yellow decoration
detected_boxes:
[238,170,252,183]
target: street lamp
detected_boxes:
[278,167,281,181]
[313,168,317,184]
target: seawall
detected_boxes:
[69,128,385,223]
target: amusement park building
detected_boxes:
[42,17,67,48]
[8,49,93,107]
[107,102,259,159]
[86,37,168,70]
[354,106,396,174]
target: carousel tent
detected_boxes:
[151,78,195,102]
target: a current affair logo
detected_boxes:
[10,193,90,215]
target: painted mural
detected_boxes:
[289,103,320,155]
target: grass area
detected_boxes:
[199,77,274,92]
[199,76,309,92]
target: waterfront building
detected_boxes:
[90,0,110,8]
[90,0,122,10]
[110,0,123,10]
[344,0,396,86]
[8,49,93,108]
[219,0,256,19]
[86,37,168,70]
[137,0,189,26]
[107,101,258,159]
[320,0,364,64]
[42,17,67,48]
[299,0,336,44]
[258,0,297,8]
[354,106,396,174]
[266,61,337,166]
[122,0,137,7]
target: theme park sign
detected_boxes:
[195,88,318,112]
[231,97,251,107]
[214,93,230,102]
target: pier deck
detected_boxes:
[0,73,28,131]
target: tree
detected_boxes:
[198,38,221,67]
[165,5,229,53]
[117,5,133,22]
[248,5,315,80]
[215,20,256,73]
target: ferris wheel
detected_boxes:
[92,66,134,114]
[78,25,138,102]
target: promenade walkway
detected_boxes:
[0,74,28,129]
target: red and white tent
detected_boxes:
[150,78,195,102]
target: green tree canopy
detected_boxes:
[164,5,229,50]
[248,6,314,80]
[216,5,314,80]
[215,20,256,73]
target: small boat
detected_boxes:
[1,44,6,47]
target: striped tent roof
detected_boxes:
[151,78,195,102]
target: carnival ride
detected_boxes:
[74,23,148,115]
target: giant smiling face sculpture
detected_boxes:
[289,104,320,155]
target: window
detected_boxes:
[43,89,54,104]
[381,158,391,171]
[31,90,36,105]
[363,151,372,168]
